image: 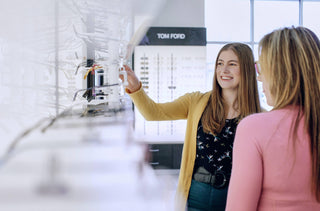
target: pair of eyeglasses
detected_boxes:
[254,61,261,76]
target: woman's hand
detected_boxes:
[119,65,141,93]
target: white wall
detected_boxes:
[152,0,205,27]
[133,0,204,32]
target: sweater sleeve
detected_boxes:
[226,116,263,211]
[128,87,196,121]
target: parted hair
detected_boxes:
[258,26,320,201]
[201,43,261,135]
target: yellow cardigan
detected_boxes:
[128,87,211,210]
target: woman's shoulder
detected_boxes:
[238,107,294,133]
[181,91,211,101]
[246,107,295,121]
[188,91,211,97]
[241,109,283,123]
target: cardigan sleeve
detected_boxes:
[128,87,197,121]
[226,115,263,211]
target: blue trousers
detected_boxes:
[187,179,228,211]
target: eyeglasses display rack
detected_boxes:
[134,27,207,143]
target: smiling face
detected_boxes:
[216,49,241,91]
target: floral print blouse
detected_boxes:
[193,117,239,186]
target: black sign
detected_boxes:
[139,27,206,46]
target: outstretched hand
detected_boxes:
[119,65,141,93]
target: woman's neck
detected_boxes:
[222,89,239,119]
[226,109,239,119]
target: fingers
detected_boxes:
[123,64,134,74]
[119,72,124,80]
[119,64,141,92]
[119,70,124,81]
[119,65,130,81]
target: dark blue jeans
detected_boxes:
[187,179,228,211]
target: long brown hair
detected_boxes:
[258,26,320,201]
[202,43,261,135]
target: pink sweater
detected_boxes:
[226,106,320,211]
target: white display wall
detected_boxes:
[0,0,158,149]
[0,1,176,210]
[134,45,208,142]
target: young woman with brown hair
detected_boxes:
[122,42,261,210]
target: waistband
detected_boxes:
[193,167,228,189]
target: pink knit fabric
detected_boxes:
[226,106,320,211]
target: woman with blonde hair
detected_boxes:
[122,42,260,210]
[226,26,320,210]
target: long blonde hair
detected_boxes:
[259,26,320,201]
[202,43,261,135]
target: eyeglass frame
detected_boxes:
[255,61,261,76]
